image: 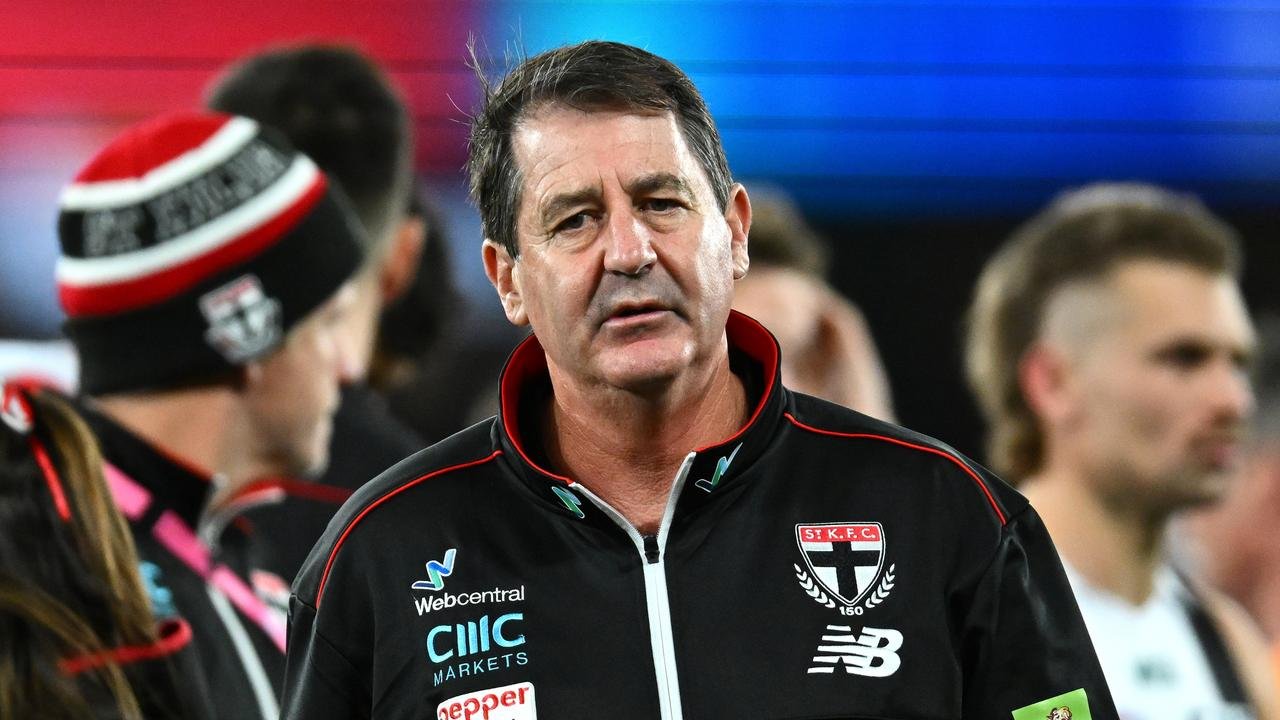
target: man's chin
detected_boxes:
[596,347,694,394]
[1168,469,1234,510]
[288,439,331,480]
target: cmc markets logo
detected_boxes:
[428,613,529,687]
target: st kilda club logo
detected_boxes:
[793,522,896,617]
[200,274,282,363]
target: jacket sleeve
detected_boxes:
[281,595,370,720]
[959,505,1120,719]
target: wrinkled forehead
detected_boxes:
[511,105,706,208]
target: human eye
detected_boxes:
[642,197,683,213]
[1154,340,1212,371]
[551,211,593,237]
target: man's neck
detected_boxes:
[543,352,749,535]
[94,387,237,486]
[1022,465,1168,606]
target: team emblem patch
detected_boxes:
[794,522,896,616]
[1010,688,1092,720]
[200,274,282,362]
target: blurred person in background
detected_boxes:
[368,185,460,398]
[966,182,1276,719]
[1,384,212,719]
[371,184,516,445]
[283,40,1117,719]
[731,187,894,420]
[54,111,364,719]
[1185,315,1280,688]
[205,44,429,586]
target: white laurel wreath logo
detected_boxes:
[794,564,836,608]
[793,563,896,613]
[864,564,896,609]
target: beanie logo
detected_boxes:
[200,274,282,363]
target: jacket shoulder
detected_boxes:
[292,418,502,603]
[785,392,1027,528]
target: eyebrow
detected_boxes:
[538,187,602,230]
[625,172,695,203]
[536,172,698,230]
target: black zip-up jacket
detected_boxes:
[65,619,215,720]
[284,312,1119,719]
[78,401,284,720]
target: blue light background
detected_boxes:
[485,1,1280,214]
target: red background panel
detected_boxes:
[0,0,484,174]
[3,1,480,63]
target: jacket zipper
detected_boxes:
[574,452,694,720]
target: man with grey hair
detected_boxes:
[283,41,1117,719]
[966,182,1276,718]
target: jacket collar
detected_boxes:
[76,399,214,529]
[495,310,786,522]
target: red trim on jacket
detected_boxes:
[232,476,355,507]
[784,413,1007,526]
[498,310,781,477]
[315,451,502,608]
[497,336,574,485]
[694,311,779,453]
[58,618,194,676]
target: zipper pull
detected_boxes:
[643,534,660,564]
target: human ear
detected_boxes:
[482,239,528,326]
[724,184,751,280]
[1019,343,1075,427]
[379,216,426,303]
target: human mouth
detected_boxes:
[1194,433,1243,470]
[601,300,674,329]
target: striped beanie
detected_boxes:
[57,111,365,395]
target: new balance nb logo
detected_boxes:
[808,625,902,677]
[412,548,457,592]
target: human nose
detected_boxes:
[324,328,361,385]
[602,211,656,277]
[336,339,361,384]
[1207,360,1254,422]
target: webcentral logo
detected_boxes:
[695,442,742,492]
[428,613,530,687]
[412,548,457,592]
[415,586,526,616]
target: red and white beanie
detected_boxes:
[56,111,365,394]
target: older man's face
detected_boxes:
[491,106,748,395]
